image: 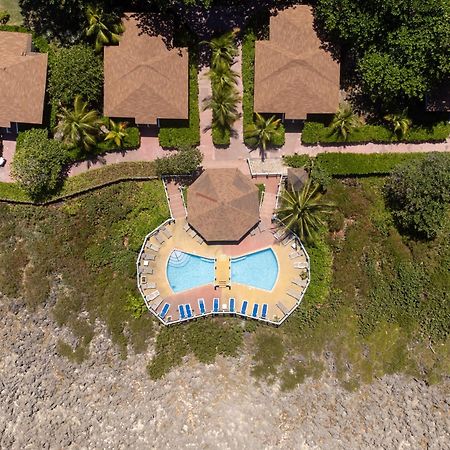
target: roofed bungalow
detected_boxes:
[254,5,340,121]
[104,14,189,126]
[187,168,260,243]
[0,31,48,132]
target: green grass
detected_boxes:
[0,180,169,359]
[0,0,22,25]
[1,173,448,388]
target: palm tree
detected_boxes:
[205,30,238,69]
[203,87,240,131]
[384,110,412,139]
[55,96,101,151]
[104,119,129,147]
[207,60,239,91]
[244,113,282,160]
[330,103,361,141]
[277,180,335,243]
[85,5,124,53]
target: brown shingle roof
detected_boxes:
[187,169,260,242]
[0,31,48,128]
[254,5,340,120]
[104,14,188,125]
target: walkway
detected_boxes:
[165,181,186,219]
[256,176,281,232]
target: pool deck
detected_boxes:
[137,218,310,325]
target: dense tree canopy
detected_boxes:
[11,129,68,200]
[48,45,103,107]
[316,0,450,107]
[384,153,450,239]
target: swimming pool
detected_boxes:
[231,248,279,291]
[167,250,215,293]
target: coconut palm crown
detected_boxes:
[207,60,239,91]
[55,96,101,151]
[244,113,282,160]
[203,87,240,130]
[330,103,361,141]
[85,5,124,53]
[205,29,239,69]
[384,110,412,139]
[277,180,335,243]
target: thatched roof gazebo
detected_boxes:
[187,168,260,243]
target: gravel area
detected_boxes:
[1,295,449,449]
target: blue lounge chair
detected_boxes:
[213,297,219,313]
[261,303,268,319]
[252,303,259,318]
[229,298,235,313]
[178,304,186,320]
[186,304,193,318]
[198,298,206,315]
[240,300,248,315]
[159,303,170,319]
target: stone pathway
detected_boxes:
[165,181,186,219]
[256,176,281,231]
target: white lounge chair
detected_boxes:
[287,289,303,301]
[289,251,301,259]
[142,282,156,290]
[154,233,165,244]
[183,222,190,232]
[293,261,308,269]
[161,227,172,239]
[150,243,160,252]
[187,228,196,238]
[292,278,307,288]
[195,234,204,245]
[282,234,294,246]
[145,290,160,302]
[273,229,286,240]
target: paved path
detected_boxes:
[165,181,186,219]
[256,176,280,231]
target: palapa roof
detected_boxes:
[104,14,188,124]
[254,5,340,120]
[187,169,260,242]
[0,31,48,128]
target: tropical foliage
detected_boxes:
[244,113,282,160]
[206,29,238,69]
[11,129,68,200]
[384,111,412,139]
[85,5,124,52]
[154,147,203,176]
[330,104,361,140]
[104,120,129,148]
[48,44,103,107]
[384,153,450,239]
[316,0,450,107]
[207,60,239,91]
[277,180,335,243]
[55,96,101,151]
[204,88,240,130]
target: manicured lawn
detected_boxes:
[0,177,448,387]
[0,0,22,25]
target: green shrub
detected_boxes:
[158,54,200,148]
[315,153,428,176]
[48,44,103,107]
[302,121,450,145]
[283,154,311,168]
[67,126,141,161]
[154,147,203,176]
[11,129,68,200]
[212,126,230,146]
[384,153,450,239]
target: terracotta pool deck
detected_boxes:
[137,219,309,325]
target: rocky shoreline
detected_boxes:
[1,296,449,449]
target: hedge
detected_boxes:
[212,126,230,147]
[302,121,450,145]
[158,52,200,148]
[66,126,141,162]
[242,29,285,148]
[314,153,428,176]
[0,162,157,204]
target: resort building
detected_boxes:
[0,31,48,132]
[254,5,340,121]
[103,14,189,126]
[187,168,260,243]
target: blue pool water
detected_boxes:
[167,250,215,293]
[231,248,278,291]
